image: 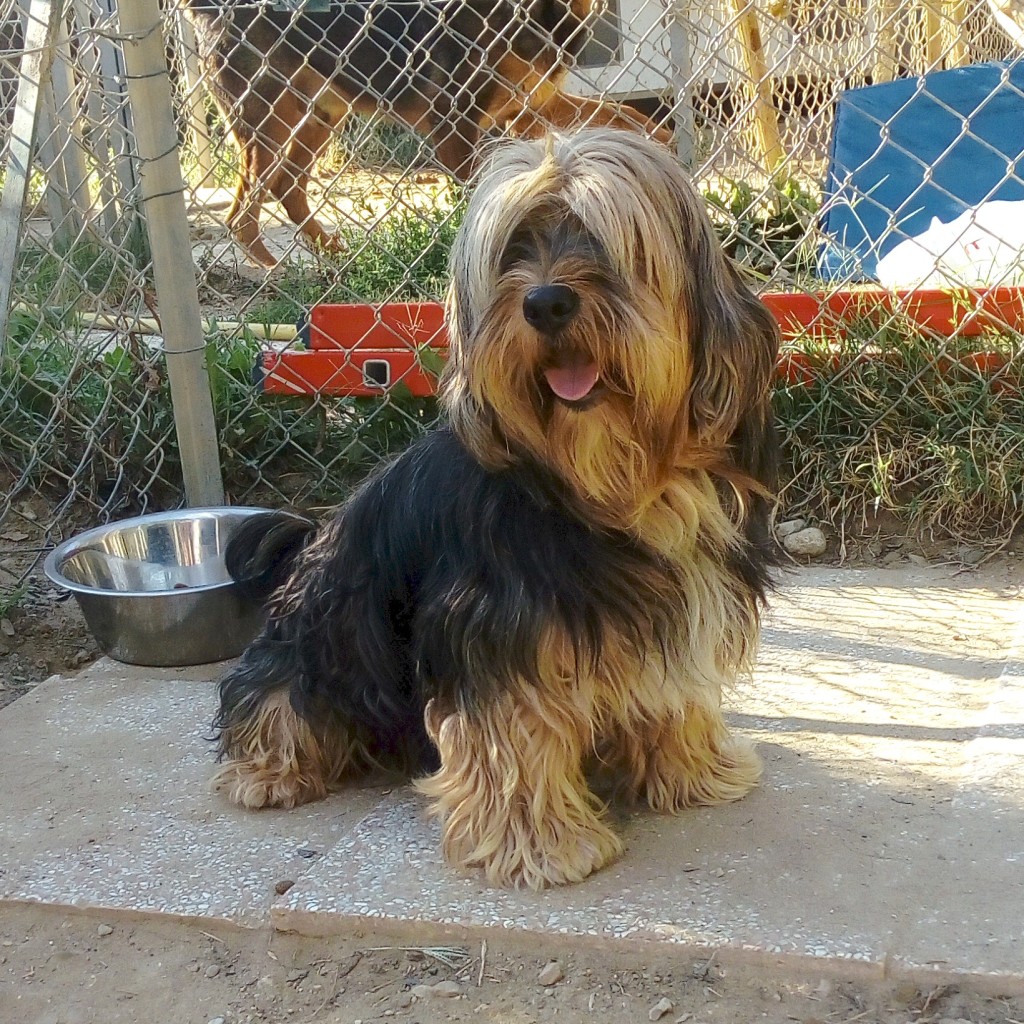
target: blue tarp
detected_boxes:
[818,60,1024,281]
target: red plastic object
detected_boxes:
[309,302,447,352]
[761,286,1024,340]
[257,291,1024,398]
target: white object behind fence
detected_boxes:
[875,199,1024,289]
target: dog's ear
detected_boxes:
[675,198,780,443]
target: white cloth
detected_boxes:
[874,199,1024,289]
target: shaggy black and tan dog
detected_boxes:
[212,130,780,890]
[184,0,669,267]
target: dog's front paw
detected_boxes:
[418,698,623,888]
[441,808,624,890]
[644,731,762,813]
[210,758,327,810]
[516,818,625,889]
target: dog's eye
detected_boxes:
[500,233,537,271]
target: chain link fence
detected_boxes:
[3,0,1024,627]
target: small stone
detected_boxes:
[782,527,827,558]
[207,1018,226,1024]
[649,997,674,1021]
[286,969,308,983]
[0,619,14,638]
[956,546,984,566]
[907,553,928,566]
[775,519,806,539]
[96,924,113,937]
[68,648,92,669]
[397,993,414,1009]
[274,879,295,896]
[295,847,319,859]
[538,961,564,986]
[410,980,462,1000]
[882,549,902,565]
[892,982,919,1003]
[205,964,221,978]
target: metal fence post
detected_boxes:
[98,0,148,261]
[669,0,695,169]
[0,0,60,360]
[118,0,225,507]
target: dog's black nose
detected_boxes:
[523,285,580,334]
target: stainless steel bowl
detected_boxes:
[43,507,276,667]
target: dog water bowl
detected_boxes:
[44,507,271,667]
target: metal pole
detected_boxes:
[118,0,225,507]
[669,1,696,169]
[99,0,147,262]
[176,11,215,185]
[0,0,61,360]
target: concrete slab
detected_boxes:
[0,661,390,925]
[1,566,1022,990]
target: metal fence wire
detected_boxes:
[2,0,1024,609]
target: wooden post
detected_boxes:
[870,0,901,83]
[36,87,78,250]
[728,0,784,173]
[119,0,225,507]
[71,0,120,236]
[923,0,945,69]
[49,10,93,224]
[0,0,61,359]
[941,0,971,67]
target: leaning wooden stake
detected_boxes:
[119,0,225,507]
[728,0,784,173]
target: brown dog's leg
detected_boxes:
[272,105,347,256]
[226,132,282,270]
[430,117,481,182]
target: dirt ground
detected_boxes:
[3,903,1023,1024]
[0,497,101,713]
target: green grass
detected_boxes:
[775,320,1024,541]
[704,177,820,281]
[245,203,464,326]
[15,241,140,311]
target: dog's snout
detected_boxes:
[523,285,580,335]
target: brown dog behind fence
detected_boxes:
[183,0,670,268]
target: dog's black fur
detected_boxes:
[216,425,777,771]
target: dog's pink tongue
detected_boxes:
[544,354,600,402]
